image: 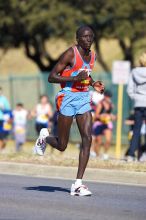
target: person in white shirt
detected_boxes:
[31,95,53,135]
[13,103,28,152]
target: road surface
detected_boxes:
[0,174,146,220]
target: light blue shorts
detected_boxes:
[56,91,91,116]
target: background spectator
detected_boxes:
[125,110,146,162]
[91,90,116,160]
[127,52,146,162]
[0,87,11,151]
[31,95,53,135]
[13,103,29,152]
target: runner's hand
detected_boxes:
[92,81,105,94]
[74,70,88,82]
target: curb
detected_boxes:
[0,162,146,186]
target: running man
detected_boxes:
[34,25,104,196]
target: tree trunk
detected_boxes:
[118,39,134,67]
[94,36,110,73]
[24,40,58,73]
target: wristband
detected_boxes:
[91,81,96,87]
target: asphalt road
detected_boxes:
[0,174,146,220]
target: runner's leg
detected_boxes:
[46,113,73,151]
[76,111,92,179]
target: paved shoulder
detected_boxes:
[0,162,146,186]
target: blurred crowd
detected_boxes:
[1,62,146,162]
[90,90,116,160]
[0,87,56,153]
[0,85,116,160]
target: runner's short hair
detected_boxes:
[76,25,95,38]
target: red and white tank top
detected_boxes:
[60,46,96,92]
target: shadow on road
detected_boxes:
[24,186,70,193]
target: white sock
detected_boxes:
[75,179,82,187]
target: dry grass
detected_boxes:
[0,38,146,75]
[0,48,38,75]
[0,39,128,75]
[0,140,146,172]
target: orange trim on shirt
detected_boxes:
[89,52,96,69]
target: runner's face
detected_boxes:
[78,29,94,50]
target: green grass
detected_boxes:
[0,140,146,172]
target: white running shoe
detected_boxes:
[102,154,109,161]
[34,128,49,156]
[139,153,146,162]
[126,155,135,162]
[70,184,92,196]
[90,151,97,158]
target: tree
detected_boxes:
[0,0,80,72]
[105,0,146,67]
[66,0,146,70]
[0,0,146,72]
[64,0,111,72]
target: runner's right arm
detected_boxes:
[48,48,88,84]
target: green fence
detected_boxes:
[0,72,132,144]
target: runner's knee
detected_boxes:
[85,134,92,144]
[58,140,68,152]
